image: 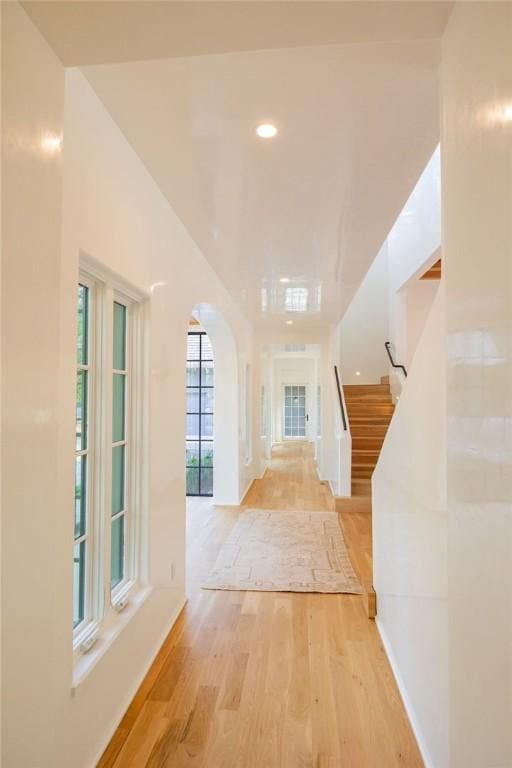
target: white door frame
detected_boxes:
[282,383,308,440]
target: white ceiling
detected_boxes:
[23,1,452,66]
[25,2,449,335]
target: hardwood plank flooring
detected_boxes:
[99,441,423,768]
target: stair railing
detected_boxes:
[384,341,408,378]
[334,365,348,431]
[333,364,351,496]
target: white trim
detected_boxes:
[257,464,268,481]
[376,618,434,768]
[79,251,148,303]
[73,262,148,671]
[238,477,256,505]
[110,293,132,597]
[243,362,252,464]
[73,276,96,638]
[72,585,152,690]
[87,594,187,766]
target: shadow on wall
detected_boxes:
[189,303,240,505]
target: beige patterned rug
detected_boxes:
[202,508,363,594]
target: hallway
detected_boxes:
[100,442,422,768]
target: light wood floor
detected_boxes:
[99,442,423,768]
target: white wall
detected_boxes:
[316,328,352,496]
[374,5,512,767]
[443,4,512,767]
[338,244,389,384]
[337,146,441,394]
[403,278,440,371]
[259,349,273,466]
[1,7,259,767]
[373,287,448,767]
[387,145,441,297]
[387,146,441,394]
[2,6,65,766]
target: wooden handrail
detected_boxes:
[384,341,407,378]
[334,365,348,431]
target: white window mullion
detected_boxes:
[130,301,146,583]
[111,294,132,602]
[74,278,95,638]
[103,286,115,608]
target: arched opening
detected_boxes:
[186,303,239,505]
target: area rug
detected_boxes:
[201,508,363,594]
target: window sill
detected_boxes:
[71,584,152,692]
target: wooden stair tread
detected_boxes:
[351,425,388,433]
[344,378,394,500]
[349,418,392,426]
[346,405,394,411]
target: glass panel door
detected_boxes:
[283,384,307,439]
[186,331,214,496]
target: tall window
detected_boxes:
[111,301,129,590]
[73,270,144,646]
[74,283,91,629]
[186,331,214,496]
[317,385,321,438]
[260,385,267,438]
[245,363,252,463]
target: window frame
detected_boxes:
[244,363,252,464]
[317,384,321,439]
[73,264,146,656]
[73,278,95,636]
[109,291,140,604]
[73,273,106,648]
[260,384,267,439]
[282,383,308,440]
[185,330,214,498]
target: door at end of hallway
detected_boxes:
[282,384,308,439]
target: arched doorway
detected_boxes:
[186,304,239,505]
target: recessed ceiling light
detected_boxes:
[355,371,361,376]
[279,277,290,283]
[256,123,278,139]
[502,104,512,123]
[41,133,62,153]
[285,320,293,325]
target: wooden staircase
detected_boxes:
[344,376,394,497]
[334,375,395,619]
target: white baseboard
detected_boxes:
[327,480,337,496]
[90,594,187,768]
[239,478,255,504]
[376,618,434,768]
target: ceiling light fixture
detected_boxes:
[256,123,278,139]
[285,320,293,325]
[355,371,361,376]
[279,277,290,283]
[41,133,63,154]
[285,286,308,312]
[502,104,512,123]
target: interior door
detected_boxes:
[283,384,307,439]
